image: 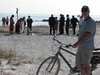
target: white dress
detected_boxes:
[20,21,24,33]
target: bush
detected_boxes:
[0,49,16,64]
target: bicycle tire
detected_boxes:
[91,56,100,71]
[36,56,60,75]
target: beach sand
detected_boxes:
[0,23,100,75]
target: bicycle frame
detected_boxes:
[52,35,100,73]
[53,45,76,70]
[36,34,100,75]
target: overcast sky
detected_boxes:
[0,0,100,15]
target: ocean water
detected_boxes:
[0,13,50,26]
[0,13,100,26]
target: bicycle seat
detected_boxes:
[93,48,100,56]
[94,48,100,51]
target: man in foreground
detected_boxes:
[72,5,96,75]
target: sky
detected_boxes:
[0,0,100,15]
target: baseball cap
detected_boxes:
[81,5,89,12]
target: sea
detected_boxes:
[0,13,100,26]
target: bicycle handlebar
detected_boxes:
[53,37,62,44]
[53,36,72,48]
[53,35,100,51]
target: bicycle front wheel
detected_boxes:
[36,56,60,75]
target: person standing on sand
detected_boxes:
[59,14,65,34]
[27,16,33,35]
[20,18,25,33]
[2,17,6,30]
[27,16,33,31]
[23,16,26,33]
[15,18,21,34]
[48,14,55,35]
[6,16,9,26]
[71,15,79,35]
[54,17,58,34]
[9,15,15,34]
[72,5,96,75]
[65,14,70,35]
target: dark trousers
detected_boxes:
[27,25,32,31]
[59,26,64,34]
[72,26,76,35]
[50,26,55,34]
[66,26,69,35]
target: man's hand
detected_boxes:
[72,42,79,48]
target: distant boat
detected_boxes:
[42,19,48,22]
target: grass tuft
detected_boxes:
[0,49,16,65]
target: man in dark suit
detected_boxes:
[48,14,55,35]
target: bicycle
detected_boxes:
[36,35,100,75]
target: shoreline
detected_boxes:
[0,22,100,35]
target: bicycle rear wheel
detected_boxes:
[36,56,60,75]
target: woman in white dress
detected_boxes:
[20,18,25,33]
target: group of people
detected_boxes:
[1,15,33,35]
[2,14,80,36]
[1,16,9,30]
[2,16,9,26]
[48,14,79,35]
[15,17,26,34]
[1,5,96,75]
[15,16,33,35]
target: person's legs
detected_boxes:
[73,27,76,35]
[50,26,52,34]
[76,64,87,75]
[26,25,29,35]
[80,50,92,75]
[30,25,32,31]
[77,64,92,75]
[84,64,92,75]
[53,26,55,35]
[76,50,92,75]
[76,50,86,74]
[59,26,61,34]
[60,26,64,34]
[66,26,69,35]
[83,50,92,75]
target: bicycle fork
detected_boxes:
[46,56,58,73]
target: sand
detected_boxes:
[0,23,100,75]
